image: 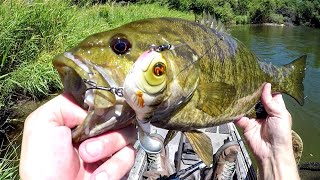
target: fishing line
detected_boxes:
[83,79,124,97]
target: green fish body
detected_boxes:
[121,18,306,131]
[53,18,306,159]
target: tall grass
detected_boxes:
[0,132,21,180]
[0,0,108,107]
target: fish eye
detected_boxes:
[153,62,166,76]
[110,37,131,55]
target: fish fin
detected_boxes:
[164,130,178,146]
[184,131,213,166]
[195,11,226,33]
[283,55,307,106]
[259,55,306,106]
[195,11,211,25]
[292,130,303,164]
[197,82,236,117]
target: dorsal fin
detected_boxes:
[195,11,226,34]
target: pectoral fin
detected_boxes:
[164,130,178,146]
[184,130,213,166]
[197,82,236,117]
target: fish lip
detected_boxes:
[53,52,103,109]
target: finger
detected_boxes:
[91,145,135,180]
[79,125,137,163]
[25,93,87,129]
[58,93,87,127]
[261,83,288,116]
[261,83,276,114]
[234,117,250,130]
[272,93,286,107]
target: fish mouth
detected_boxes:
[53,52,119,109]
[53,52,136,141]
[53,53,86,108]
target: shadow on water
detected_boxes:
[231,25,320,164]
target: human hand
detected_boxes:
[19,93,137,180]
[235,83,299,179]
[235,83,293,160]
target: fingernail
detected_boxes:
[86,140,103,157]
[95,171,109,180]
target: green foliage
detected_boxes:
[0,133,21,180]
[113,0,320,27]
[269,13,284,24]
[234,15,249,24]
[0,1,71,75]
[295,0,320,27]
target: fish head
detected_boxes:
[52,18,200,141]
[53,32,139,109]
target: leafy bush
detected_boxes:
[269,13,284,24]
[234,15,249,24]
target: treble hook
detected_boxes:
[83,79,124,97]
[150,44,173,52]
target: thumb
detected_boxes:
[261,83,288,118]
[234,117,250,130]
[25,93,87,129]
[261,83,277,115]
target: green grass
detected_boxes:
[0,132,21,180]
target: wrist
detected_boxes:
[258,150,300,180]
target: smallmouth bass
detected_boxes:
[53,17,306,165]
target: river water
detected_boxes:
[231,25,320,163]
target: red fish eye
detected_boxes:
[110,37,131,55]
[153,62,166,76]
